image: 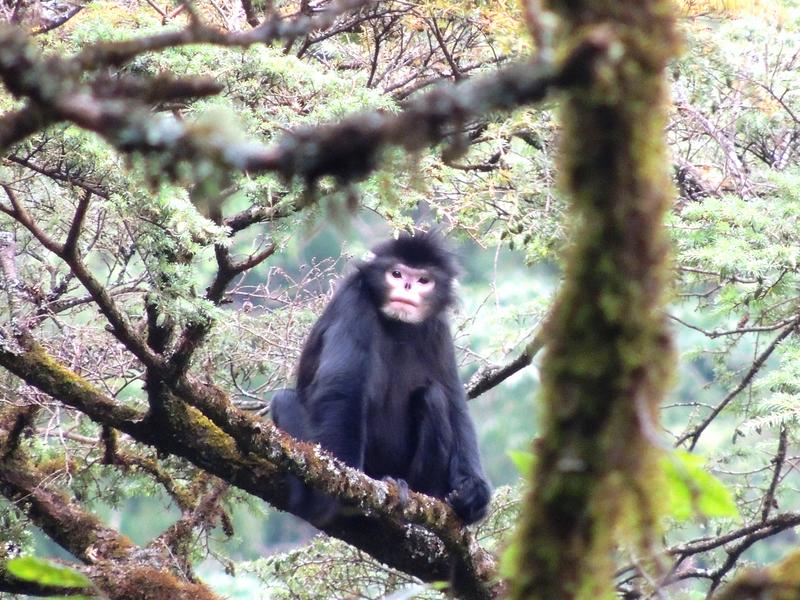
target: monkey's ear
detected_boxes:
[353,250,377,274]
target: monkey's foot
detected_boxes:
[382,476,410,510]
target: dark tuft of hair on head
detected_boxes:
[371,231,459,277]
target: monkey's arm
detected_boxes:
[304,317,372,469]
[446,395,492,524]
[439,334,492,523]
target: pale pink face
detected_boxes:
[381,263,435,324]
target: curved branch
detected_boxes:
[714,543,800,600]
[2,184,165,368]
[669,512,800,559]
[169,241,277,376]
[0,452,223,600]
[241,33,610,182]
[166,374,498,598]
[466,329,545,399]
[760,425,788,523]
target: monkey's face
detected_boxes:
[381,263,435,324]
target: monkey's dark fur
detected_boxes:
[272,232,491,525]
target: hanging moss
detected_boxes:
[510,1,679,599]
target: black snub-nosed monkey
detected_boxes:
[272,232,491,526]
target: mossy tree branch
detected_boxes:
[0,0,368,151]
[0,101,496,590]
[466,327,546,400]
[0,334,497,599]
[0,424,222,600]
[72,0,372,70]
[715,540,800,600]
[0,24,610,186]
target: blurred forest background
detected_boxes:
[0,0,799,598]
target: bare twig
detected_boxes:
[429,17,461,80]
[2,184,162,369]
[466,328,545,399]
[760,424,788,523]
[72,0,374,69]
[169,241,276,376]
[240,0,262,28]
[0,231,21,327]
[675,316,800,450]
[32,5,84,34]
[63,190,91,258]
[6,155,110,199]
[668,313,798,339]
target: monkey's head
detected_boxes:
[361,232,459,325]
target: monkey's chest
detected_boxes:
[363,401,416,478]
[363,346,432,477]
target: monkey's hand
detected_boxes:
[446,477,491,525]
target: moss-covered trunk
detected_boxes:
[511,2,679,599]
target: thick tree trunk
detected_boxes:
[510,2,680,598]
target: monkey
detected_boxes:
[272,232,491,525]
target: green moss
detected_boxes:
[107,565,220,600]
[717,550,800,600]
[0,341,141,425]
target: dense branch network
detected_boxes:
[0,0,792,598]
[0,2,605,597]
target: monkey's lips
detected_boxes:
[388,297,419,308]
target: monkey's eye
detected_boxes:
[391,270,402,278]
[418,276,430,284]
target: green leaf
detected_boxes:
[507,450,536,475]
[661,451,740,521]
[498,540,520,579]
[7,556,91,589]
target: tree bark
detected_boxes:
[509,3,680,599]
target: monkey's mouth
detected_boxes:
[389,297,418,308]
